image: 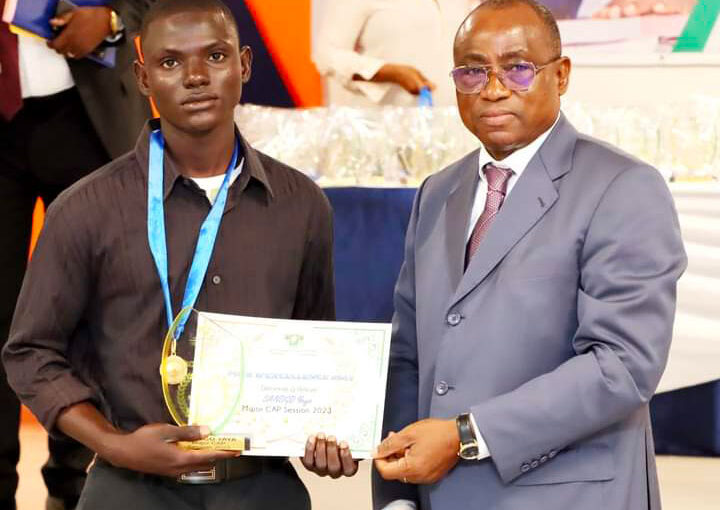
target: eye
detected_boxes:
[507,63,532,73]
[465,67,485,75]
[161,58,178,69]
[209,52,226,63]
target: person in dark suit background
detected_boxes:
[0,2,152,508]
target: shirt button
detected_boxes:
[446,312,462,326]
[540,455,548,463]
[435,381,449,395]
[520,463,531,473]
[548,450,558,459]
[530,459,539,469]
[211,275,222,285]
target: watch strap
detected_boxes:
[456,413,480,460]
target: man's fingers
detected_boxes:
[375,431,412,459]
[314,433,328,474]
[301,435,317,470]
[48,29,70,53]
[167,424,211,442]
[339,441,358,476]
[49,11,74,27]
[374,455,407,481]
[325,436,342,478]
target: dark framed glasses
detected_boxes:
[450,57,561,93]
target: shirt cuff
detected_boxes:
[382,500,417,510]
[469,412,491,460]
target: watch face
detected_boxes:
[459,444,479,460]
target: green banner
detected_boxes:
[673,0,720,52]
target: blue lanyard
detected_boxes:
[147,129,239,339]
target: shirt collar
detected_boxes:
[477,114,560,178]
[134,119,274,200]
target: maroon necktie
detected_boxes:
[465,163,513,267]
[0,0,23,122]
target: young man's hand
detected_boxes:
[301,433,359,478]
[102,423,238,477]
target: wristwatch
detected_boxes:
[105,9,125,44]
[456,413,480,460]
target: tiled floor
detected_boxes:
[17,422,720,509]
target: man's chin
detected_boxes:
[477,130,522,159]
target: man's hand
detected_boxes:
[374,419,459,484]
[593,0,696,18]
[301,433,359,478]
[369,64,436,95]
[102,423,237,477]
[48,6,112,59]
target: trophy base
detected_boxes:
[178,436,250,451]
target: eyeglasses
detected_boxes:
[450,58,561,94]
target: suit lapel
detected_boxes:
[448,114,577,307]
[444,152,480,293]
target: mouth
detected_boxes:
[478,110,515,127]
[181,93,219,111]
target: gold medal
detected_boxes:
[162,354,188,385]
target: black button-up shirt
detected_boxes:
[3,122,335,433]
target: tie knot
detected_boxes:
[483,164,513,194]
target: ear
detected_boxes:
[239,45,253,84]
[556,56,571,96]
[134,60,152,98]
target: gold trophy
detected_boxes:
[159,307,249,451]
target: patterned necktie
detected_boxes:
[465,163,513,268]
[0,0,23,122]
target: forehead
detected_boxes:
[454,5,552,63]
[143,9,238,53]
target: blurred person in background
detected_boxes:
[312,0,478,107]
[0,1,152,508]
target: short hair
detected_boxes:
[460,0,562,57]
[140,0,240,48]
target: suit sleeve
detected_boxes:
[372,181,429,509]
[470,165,687,483]
[2,201,97,434]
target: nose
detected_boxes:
[183,56,210,88]
[480,70,511,102]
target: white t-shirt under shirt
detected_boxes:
[190,158,245,204]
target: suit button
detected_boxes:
[548,450,557,459]
[435,381,449,395]
[530,460,539,469]
[520,463,531,473]
[446,313,462,326]
[540,455,548,463]
[212,275,222,285]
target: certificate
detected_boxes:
[185,312,392,459]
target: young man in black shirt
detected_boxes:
[3,0,339,507]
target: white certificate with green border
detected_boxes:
[187,312,392,459]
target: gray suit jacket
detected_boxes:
[374,114,687,510]
[69,0,153,159]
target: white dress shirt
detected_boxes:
[17,33,74,98]
[312,0,478,107]
[382,116,559,510]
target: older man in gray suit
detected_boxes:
[372,0,687,508]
